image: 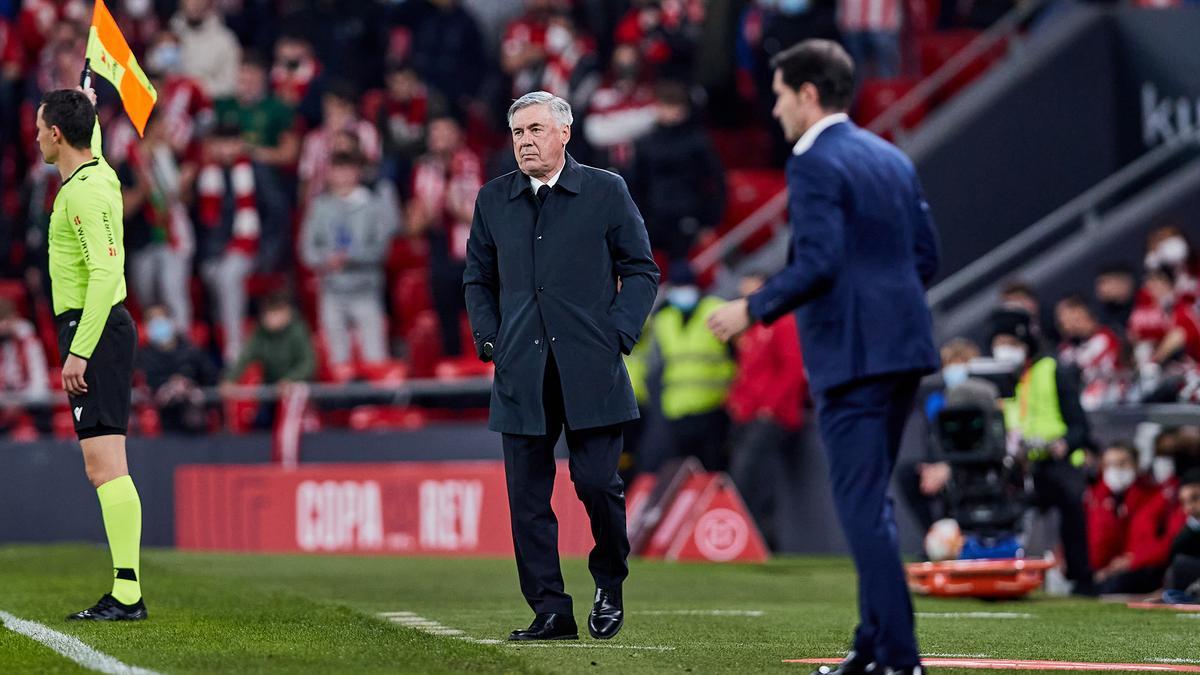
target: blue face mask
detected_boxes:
[147,317,175,346]
[667,286,700,312]
[1189,515,1200,532]
[942,363,969,389]
[777,0,810,14]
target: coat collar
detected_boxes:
[508,153,583,200]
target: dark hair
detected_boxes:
[1056,293,1091,312]
[1180,468,1200,489]
[1104,441,1138,464]
[325,80,358,106]
[1096,264,1135,280]
[330,150,363,167]
[1001,280,1037,301]
[653,80,691,109]
[1147,265,1177,286]
[39,89,95,150]
[769,39,855,111]
[240,52,269,72]
[261,290,293,312]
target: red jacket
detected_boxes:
[727,314,807,430]
[1086,476,1187,572]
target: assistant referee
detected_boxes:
[36,88,146,621]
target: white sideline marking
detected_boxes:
[1152,659,1200,664]
[377,611,674,651]
[0,609,160,675]
[1176,614,1200,620]
[641,609,765,617]
[916,612,1033,619]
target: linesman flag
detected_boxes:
[84,0,157,136]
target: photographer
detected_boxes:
[991,308,1098,595]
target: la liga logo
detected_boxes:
[694,508,750,562]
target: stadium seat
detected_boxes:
[348,405,427,431]
[708,127,775,171]
[405,311,442,378]
[434,355,493,379]
[917,30,1008,103]
[0,279,29,317]
[392,268,433,338]
[855,78,925,133]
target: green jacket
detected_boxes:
[225,319,316,384]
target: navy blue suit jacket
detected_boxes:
[747,121,940,394]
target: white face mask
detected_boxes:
[1103,467,1137,494]
[1152,456,1176,484]
[1188,515,1200,531]
[942,363,969,389]
[1158,236,1190,267]
[993,344,1027,367]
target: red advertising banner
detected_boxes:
[175,461,595,556]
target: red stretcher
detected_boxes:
[906,558,1057,599]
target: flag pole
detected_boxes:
[79,57,92,90]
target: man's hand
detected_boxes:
[707,298,752,343]
[62,354,89,395]
[76,86,97,107]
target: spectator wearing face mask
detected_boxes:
[141,30,214,157]
[1163,469,1200,604]
[897,337,998,534]
[1086,442,1185,594]
[1129,267,1200,399]
[638,262,736,473]
[137,305,217,434]
[584,44,657,172]
[270,33,326,128]
[1055,294,1125,410]
[1143,226,1199,302]
[990,307,1098,594]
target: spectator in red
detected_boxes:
[1055,294,1124,410]
[838,0,902,79]
[1094,264,1137,338]
[1143,225,1199,302]
[362,60,435,196]
[614,0,705,80]
[727,271,807,549]
[195,122,289,364]
[214,54,299,171]
[407,113,482,358]
[170,0,241,98]
[583,44,657,172]
[118,112,197,332]
[0,298,50,433]
[270,32,326,128]
[298,81,381,208]
[502,1,599,111]
[16,0,87,71]
[142,30,214,158]
[629,80,726,266]
[1132,267,1200,377]
[1087,441,1186,593]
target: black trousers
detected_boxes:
[1030,459,1094,584]
[728,418,800,550]
[428,234,465,357]
[502,352,630,615]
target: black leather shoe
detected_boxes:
[885,666,927,675]
[811,651,876,675]
[588,587,623,640]
[66,594,147,621]
[508,613,578,641]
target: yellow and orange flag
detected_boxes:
[85,0,157,136]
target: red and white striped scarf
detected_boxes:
[197,157,260,255]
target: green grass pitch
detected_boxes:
[0,544,1196,674]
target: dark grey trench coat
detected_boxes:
[463,154,660,435]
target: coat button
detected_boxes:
[537,235,543,240]
[551,337,557,342]
[537,285,544,292]
[534,339,540,345]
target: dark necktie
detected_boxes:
[537,184,551,205]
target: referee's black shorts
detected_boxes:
[56,303,137,439]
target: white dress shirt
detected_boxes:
[529,164,565,193]
[791,112,850,157]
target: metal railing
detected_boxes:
[927,133,1200,312]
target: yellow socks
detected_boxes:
[96,475,142,605]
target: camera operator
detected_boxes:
[991,308,1098,595]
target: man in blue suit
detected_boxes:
[708,40,939,675]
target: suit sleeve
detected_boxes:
[463,199,501,360]
[66,189,122,359]
[747,156,844,325]
[607,178,661,354]
[912,174,940,287]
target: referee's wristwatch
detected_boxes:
[481,341,494,362]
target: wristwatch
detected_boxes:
[481,341,494,362]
